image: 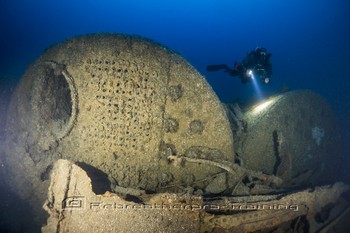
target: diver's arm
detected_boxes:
[206,64,238,77]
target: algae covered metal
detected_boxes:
[1,34,347,232]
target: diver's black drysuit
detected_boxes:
[207,47,272,84]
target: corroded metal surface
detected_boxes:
[2,34,234,229]
[43,160,350,233]
[233,91,341,186]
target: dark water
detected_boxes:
[0,0,349,232]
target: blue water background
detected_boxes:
[1,0,349,174]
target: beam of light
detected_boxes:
[250,94,282,115]
[252,98,275,114]
[249,70,264,101]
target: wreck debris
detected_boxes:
[167,155,283,195]
[42,159,350,233]
[42,159,202,233]
[317,205,350,233]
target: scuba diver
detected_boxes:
[207,47,272,84]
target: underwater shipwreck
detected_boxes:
[0,34,349,232]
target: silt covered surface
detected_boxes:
[2,34,234,228]
[234,90,341,186]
